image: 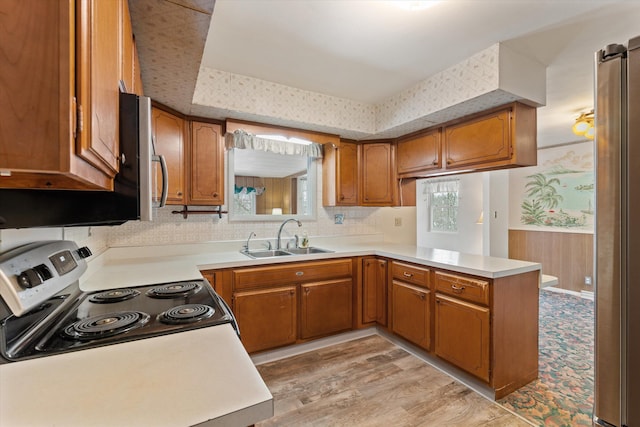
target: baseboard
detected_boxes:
[543,286,594,300]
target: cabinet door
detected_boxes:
[362,257,387,325]
[397,129,441,176]
[76,0,121,179]
[152,108,185,204]
[337,141,359,205]
[392,280,430,350]
[444,109,511,169]
[322,141,358,206]
[435,293,490,382]
[300,279,353,340]
[233,286,297,353]
[361,142,395,206]
[119,0,134,93]
[188,122,224,205]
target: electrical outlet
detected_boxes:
[585,276,592,286]
[394,217,402,226]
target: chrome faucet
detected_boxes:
[243,231,256,252]
[276,219,302,250]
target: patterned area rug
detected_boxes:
[498,290,594,426]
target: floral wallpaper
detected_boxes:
[191,44,531,140]
[509,141,594,233]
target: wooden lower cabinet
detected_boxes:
[300,279,353,340]
[233,286,297,353]
[362,257,387,326]
[435,293,490,382]
[231,259,354,353]
[392,281,430,350]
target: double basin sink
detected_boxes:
[240,247,334,259]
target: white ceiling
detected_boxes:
[131,0,640,148]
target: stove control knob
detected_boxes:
[17,268,43,289]
[76,246,92,259]
[17,264,53,289]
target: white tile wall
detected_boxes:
[107,162,382,248]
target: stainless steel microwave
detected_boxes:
[0,92,167,229]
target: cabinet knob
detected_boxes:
[177,191,183,196]
[451,284,465,293]
[432,160,438,165]
[213,192,219,198]
[340,195,345,200]
[446,159,452,165]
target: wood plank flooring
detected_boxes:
[256,335,532,426]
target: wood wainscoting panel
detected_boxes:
[508,229,593,293]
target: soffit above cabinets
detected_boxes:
[130,0,640,146]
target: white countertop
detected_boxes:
[0,238,539,427]
[81,240,541,292]
[0,325,272,427]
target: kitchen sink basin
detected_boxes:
[240,249,292,259]
[240,247,334,259]
[284,247,334,255]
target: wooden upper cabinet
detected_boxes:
[152,107,185,204]
[360,142,396,206]
[322,140,358,206]
[119,0,134,94]
[188,122,224,205]
[397,129,442,177]
[444,102,537,171]
[0,0,132,190]
[76,0,121,180]
[132,40,144,96]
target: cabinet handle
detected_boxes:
[213,192,218,197]
[340,195,345,200]
[446,159,452,165]
[403,272,413,278]
[304,288,310,294]
[415,292,425,300]
[432,160,438,165]
[177,191,183,196]
[451,284,465,293]
[296,271,304,276]
[290,290,295,295]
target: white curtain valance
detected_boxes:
[225,129,323,158]
[422,178,460,195]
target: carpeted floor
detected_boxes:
[498,290,594,426]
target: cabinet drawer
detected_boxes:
[434,271,489,306]
[392,262,429,288]
[233,259,353,290]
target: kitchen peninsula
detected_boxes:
[83,236,541,401]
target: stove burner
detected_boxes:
[63,311,150,340]
[158,304,214,324]
[146,282,202,299]
[89,289,140,303]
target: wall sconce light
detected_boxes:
[572,110,595,140]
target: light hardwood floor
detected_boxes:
[255,335,532,426]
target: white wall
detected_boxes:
[416,174,484,255]
[483,170,510,258]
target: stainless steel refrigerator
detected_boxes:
[594,36,640,427]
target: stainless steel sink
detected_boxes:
[240,249,292,259]
[285,247,334,255]
[240,247,334,259]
